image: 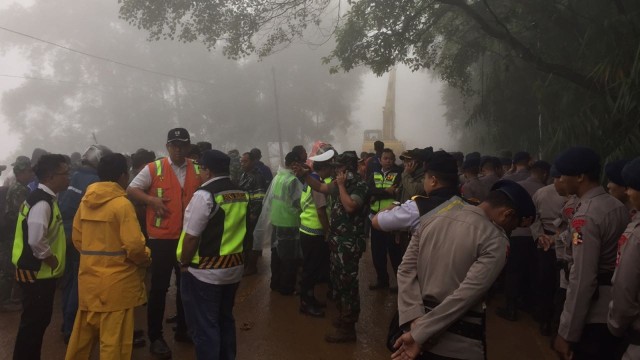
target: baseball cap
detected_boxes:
[167,128,191,143]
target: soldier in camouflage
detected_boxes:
[295,150,369,343]
[239,151,267,275]
[1,156,34,311]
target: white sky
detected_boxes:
[0,0,452,177]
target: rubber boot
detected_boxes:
[325,320,356,343]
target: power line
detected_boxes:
[0,25,214,87]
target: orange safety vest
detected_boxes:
[146,157,201,239]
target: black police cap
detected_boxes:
[605,159,629,187]
[554,146,600,177]
[199,149,230,173]
[622,157,640,191]
[425,151,458,175]
[491,180,536,219]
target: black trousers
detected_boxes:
[299,232,329,301]
[552,287,566,336]
[573,323,627,360]
[535,248,557,325]
[370,225,402,285]
[147,239,187,341]
[504,236,537,309]
[270,247,298,294]
[13,278,57,360]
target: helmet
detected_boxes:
[81,145,113,168]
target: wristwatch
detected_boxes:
[179,262,190,268]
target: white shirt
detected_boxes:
[182,176,243,285]
[376,200,420,234]
[27,184,58,259]
[129,157,189,190]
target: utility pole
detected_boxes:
[272,67,285,166]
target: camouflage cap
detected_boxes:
[12,156,31,172]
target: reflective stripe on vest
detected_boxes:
[370,171,398,213]
[176,190,249,268]
[146,157,201,239]
[12,200,66,281]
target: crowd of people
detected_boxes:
[0,129,639,360]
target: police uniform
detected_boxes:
[397,180,535,359]
[529,183,566,333]
[497,174,546,320]
[554,147,629,359]
[368,164,402,289]
[608,157,640,359]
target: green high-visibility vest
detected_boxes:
[177,188,249,268]
[12,190,66,282]
[370,171,399,213]
[299,177,331,236]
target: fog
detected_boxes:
[0,0,452,177]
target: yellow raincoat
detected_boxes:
[72,181,150,311]
[66,181,151,360]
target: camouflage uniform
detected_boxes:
[1,182,29,302]
[329,174,369,324]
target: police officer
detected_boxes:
[497,160,550,321]
[177,150,249,360]
[399,148,429,202]
[552,147,629,360]
[529,164,565,335]
[605,159,633,213]
[12,154,70,359]
[295,151,369,343]
[299,153,334,317]
[371,151,462,240]
[608,157,640,359]
[392,180,535,360]
[368,148,402,291]
[238,151,267,276]
[480,156,502,189]
[461,157,487,202]
[503,151,532,182]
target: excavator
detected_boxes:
[362,67,405,155]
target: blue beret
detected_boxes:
[462,157,481,170]
[553,147,600,177]
[491,180,536,219]
[605,159,628,186]
[512,151,531,164]
[465,152,481,161]
[622,157,640,190]
[199,149,230,172]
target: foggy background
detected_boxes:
[0,0,452,179]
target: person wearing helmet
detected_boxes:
[58,144,112,343]
[294,150,370,343]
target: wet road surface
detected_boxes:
[0,247,557,359]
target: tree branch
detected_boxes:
[438,0,605,94]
